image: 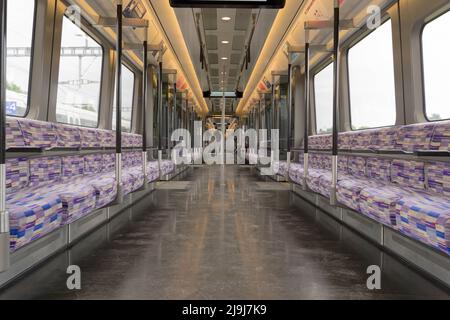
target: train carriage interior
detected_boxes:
[0,0,449,302]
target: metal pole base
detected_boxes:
[113,185,124,205]
[139,177,150,191]
[0,232,9,273]
[330,187,337,206]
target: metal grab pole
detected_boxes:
[115,1,124,203]
[167,77,172,154]
[142,40,148,186]
[303,41,310,190]
[0,0,9,272]
[331,0,340,205]
[287,63,292,153]
[158,60,163,151]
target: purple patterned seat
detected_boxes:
[396,192,450,255]
[80,127,101,149]
[368,126,400,151]
[289,163,304,186]
[6,158,29,194]
[317,156,350,199]
[6,117,26,148]
[82,154,117,208]
[103,153,141,195]
[28,157,62,187]
[396,122,436,152]
[98,129,115,148]
[338,132,355,150]
[336,157,389,211]
[395,161,450,255]
[160,160,175,176]
[8,193,62,252]
[351,129,378,151]
[147,161,160,182]
[102,153,116,172]
[18,118,58,149]
[39,182,96,225]
[6,157,63,251]
[51,156,97,224]
[79,173,117,209]
[84,154,103,175]
[54,123,81,148]
[309,135,332,150]
[306,154,331,194]
[430,121,450,151]
[359,160,426,227]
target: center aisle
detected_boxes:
[0,166,448,299]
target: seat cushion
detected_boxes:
[289,163,304,186]
[337,178,382,212]
[38,182,97,225]
[147,161,160,182]
[359,184,413,227]
[125,166,145,192]
[306,169,329,194]
[80,174,117,209]
[7,193,62,251]
[396,192,450,255]
[161,160,175,176]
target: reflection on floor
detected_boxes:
[0,165,448,299]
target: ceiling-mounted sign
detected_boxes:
[169,0,286,9]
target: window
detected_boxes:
[348,20,396,130]
[314,63,333,135]
[112,64,135,132]
[6,0,35,117]
[56,16,103,128]
[422,10,450,121]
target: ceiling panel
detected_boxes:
[230,53,241,65]
[202,8,218,30]
[232,35,246,51]
[208,53,218,64]
[205,35,218,50]
[234,10,252,31]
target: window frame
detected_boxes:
[346,17,397,131]
[55,12,105,128]
[113,61,137,132]
[6,0,38,118]
[420,8,450,122]
[312,59,334,136]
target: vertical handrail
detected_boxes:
[167,76,172,155]
[303,41,310,190]
[0,0,9,272]
[158,60,163,151]
[287,63,292,153]
[115,1,123,203]
[331,0,340,205]
[142,39,148,185]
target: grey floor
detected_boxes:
[0,165,448,300]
